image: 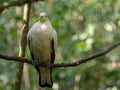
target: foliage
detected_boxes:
[0,0,120,90]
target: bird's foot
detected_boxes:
[32,60,39,66]
[44,60,51,68]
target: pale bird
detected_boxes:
[27,12,57,87]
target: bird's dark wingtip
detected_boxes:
[39,82,53,88]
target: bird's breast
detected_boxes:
[36,24,47,32]
[31,27,52,61]
[40,24,47,30]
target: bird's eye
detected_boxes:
[45,15,48,17]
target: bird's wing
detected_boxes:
[28,38,34,60]
[28,37,40,74]
[51,39,55,63]
[51,30,57,64]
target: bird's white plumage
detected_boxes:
[40,24,47,30]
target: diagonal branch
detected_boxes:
[0,0,45,15]
[0,0,44,9]
[0,41,120,68]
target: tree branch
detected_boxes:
[52,41,120,68]
[0,0,44,9]
[0,0,44,15]
[0,41,120,68]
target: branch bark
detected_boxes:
[0,0,44,15]
[0,41,120,68]
[14,1,31,90]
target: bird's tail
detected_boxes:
[38,67,53,87]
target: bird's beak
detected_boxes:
[40,16,47,22]
[40,16,44,19]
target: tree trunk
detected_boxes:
[14,1,31,90]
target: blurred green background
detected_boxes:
[0,0,120,90]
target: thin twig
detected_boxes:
[0,41,120,68]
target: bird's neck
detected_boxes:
[41,20,51,26]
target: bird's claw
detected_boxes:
[44,60,51,68]
[32,60,39,66]
[32,60,51,68]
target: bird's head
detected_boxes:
[39,12,49,23]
